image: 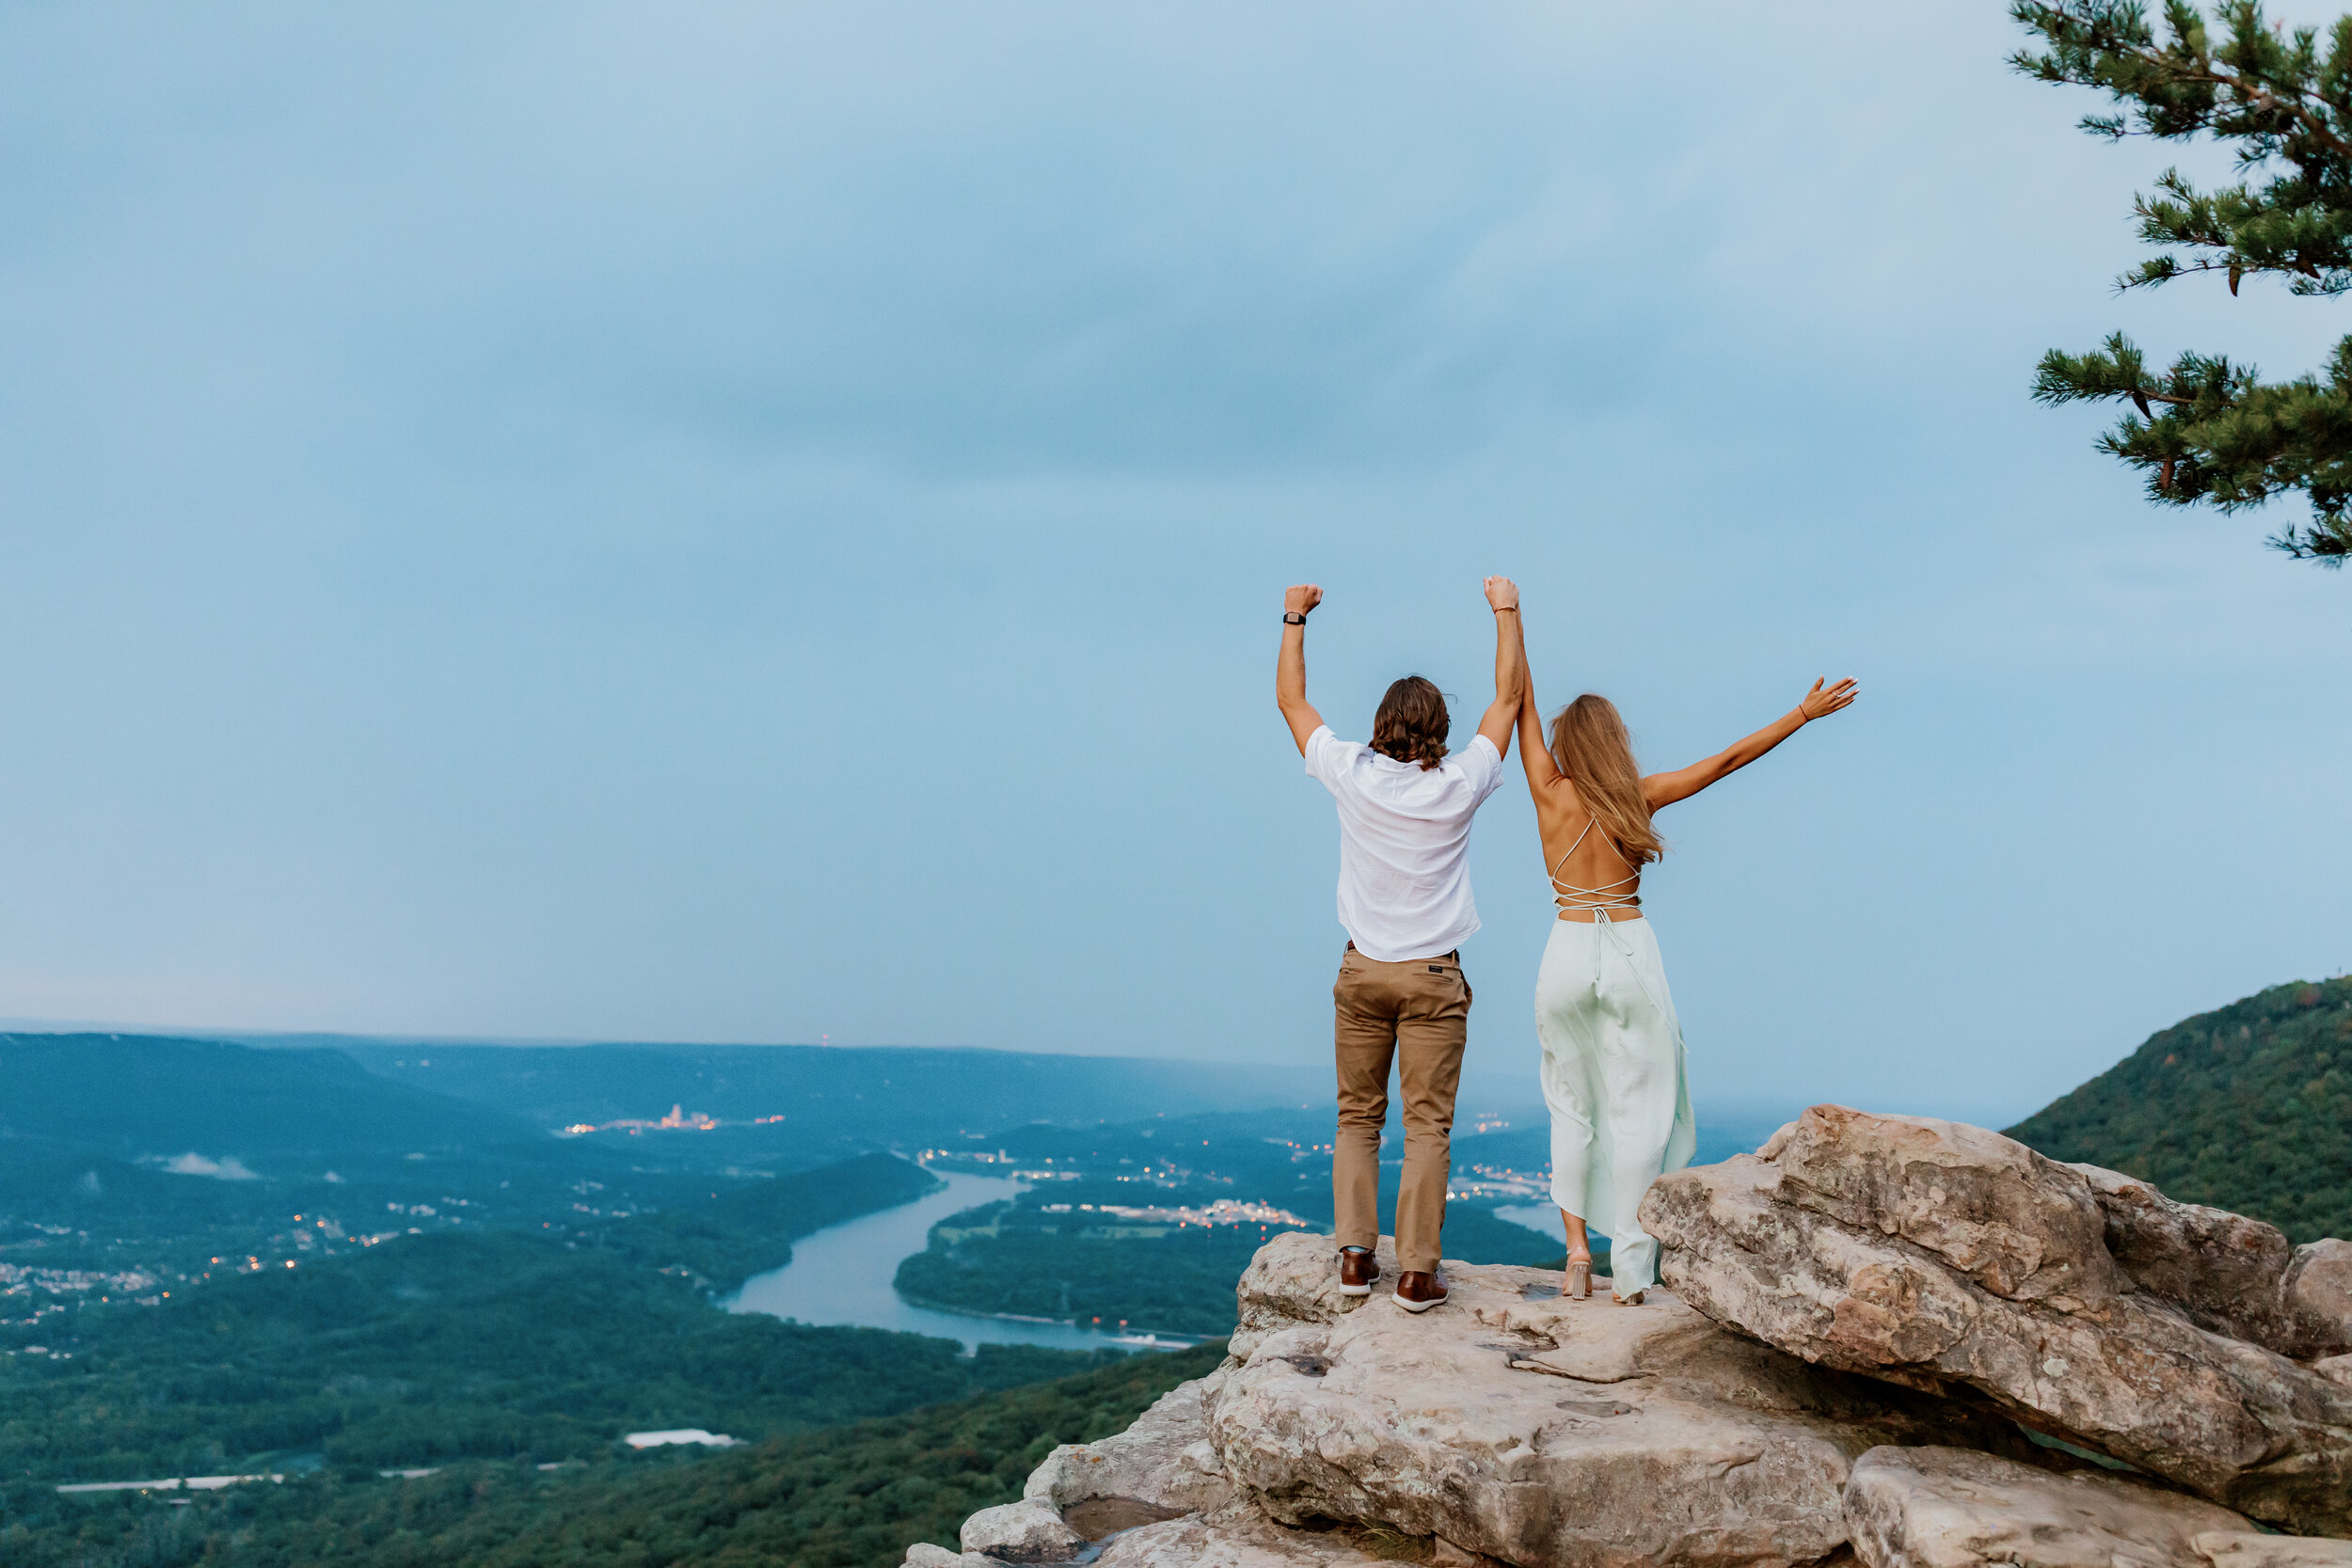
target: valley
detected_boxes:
[9,982,2339,1568]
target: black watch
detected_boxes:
[1282,611,1307,626]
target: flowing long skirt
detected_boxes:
[1534,914,1696,1293]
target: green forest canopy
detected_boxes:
[2007,974,2352,1241]
[0,1155,1102,1484]
[1,1342,1226,1568]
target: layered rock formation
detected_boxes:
[907,1105,2352,1567]
[1639,1107,2352,1534]
[1216,1233,2037,1568]
[1841,1447,2351,1568]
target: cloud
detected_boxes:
[0,0,2343,1125]
[156,1152,262,1181]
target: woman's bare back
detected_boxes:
[1514,667,1859,922]
[1534,787,1645,922]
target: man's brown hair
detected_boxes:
[1371,676,1450,770]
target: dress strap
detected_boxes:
[1549,816,1642,922]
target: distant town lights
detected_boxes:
[557,1103,736,1135]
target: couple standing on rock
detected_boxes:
[1276,578,1856,1312]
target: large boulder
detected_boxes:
[1209,1229,2042,1568]
[2074,1164,2352,1360]
[1840,1445,2310,1568]
[1639,1106,2352,1535]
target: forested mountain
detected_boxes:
[0,1035,545,1159]
[2006,977,2352,1243]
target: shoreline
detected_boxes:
[891,1288,1203,1348]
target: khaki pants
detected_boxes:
[1332,944,1470,1275]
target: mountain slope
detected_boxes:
[2005,976,2352,1243]
[0,1034,548,1160]
[0,1029,555,1165]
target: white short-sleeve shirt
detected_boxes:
[1303,725,1505,962]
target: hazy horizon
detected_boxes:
[0,1011,2134,1127]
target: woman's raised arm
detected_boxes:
[1518,672,1562,794]
[1643,677,1857,810]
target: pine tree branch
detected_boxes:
[2012,2,2352,163]
[2014,1,2352,563]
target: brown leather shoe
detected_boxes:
[1337,1246,1378,1297]
[1392,1270,1448,1313]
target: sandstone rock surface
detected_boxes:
[1842,1445,2263,1568]
[961,1497,1086,1562]
[2074,1165,2352,1360]
[1091,1498,1406,1566]
[914,1337,1400,1567]
[899,1545,965,1568]
[1022,1369,1236,1519]
[912,1148,2352,1568]
[1211,1229,2040,1568]
[2192,1535,2352,1568]
[1639,1106,2352,1535]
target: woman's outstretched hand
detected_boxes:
[1284,584,1324,617]
[1797,677,1859,721]
[1484,576,1518,612]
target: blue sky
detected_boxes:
[1,2,2345,1125]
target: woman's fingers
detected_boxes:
[1800,676,1859,718]
[1798,676,1860,720]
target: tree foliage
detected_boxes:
[0,1160,1098,1485]
[0,1343,1226,1568]
[2013,1,2352,562]
[2007,976,2352,1242]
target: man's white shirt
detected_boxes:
[1303,725,1504,962]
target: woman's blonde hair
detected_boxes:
[1548,694,1662,866]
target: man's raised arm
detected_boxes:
[1276,584,1326,755]
[1476,576,1523,759]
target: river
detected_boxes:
[1493,1203,1566,1243]
[724,1169,1192,1354]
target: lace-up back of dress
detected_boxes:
[1550,818,1641,920]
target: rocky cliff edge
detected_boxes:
[903,1106,2352,1568]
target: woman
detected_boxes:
[1516,652,1856,1304]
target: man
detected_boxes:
[1276,577,1524,1312]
